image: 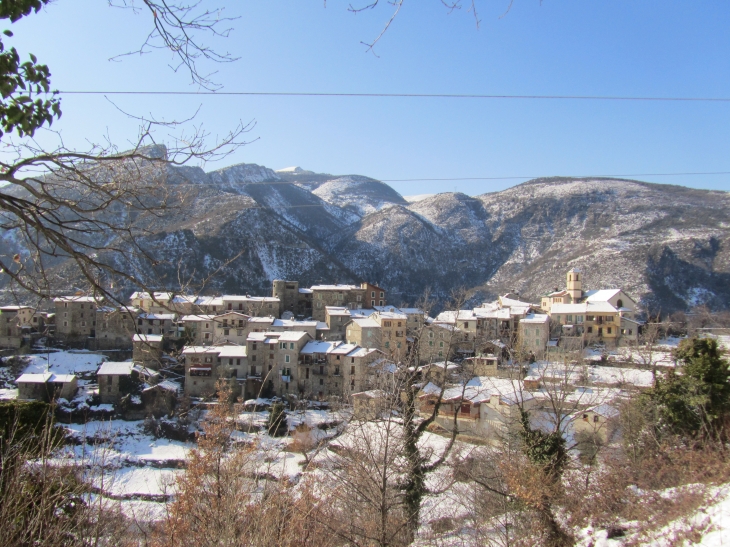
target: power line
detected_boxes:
[57,90,730,103]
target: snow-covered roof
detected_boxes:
[316,322,329,331]
[248,316,276,324]
[16,373,52,383]
[49,374,76,383]
[521,313,549,324]
[300,340,340,354]
[277,331,310,342]
[375,311,407,320]
[550,303,588,314]
[216,346,248,358]
[347,347,379,358]
[97,361,135,376]
[143,380,179,393]
[272,319,318,328]
[222,295,279,302]
[298,288,313,294]
[54,295,100,303]
[330,343,358,355]
[182,346,221,355]
[325,306,351,316]
[180,314,216,322]
[349,317,379,328]
[310,284,361,291]
[584,289,621,302]
[500,296,535,309]
[139,313,176,320]
[130,291,172,301]
[133,334,164,343]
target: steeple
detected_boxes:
[567,268,582,303]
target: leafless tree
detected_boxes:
[0,1,252,311]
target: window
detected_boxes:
[380,292,384,298]
[224,329,230,336]
[617,299,623,308]
[385,341,390,348]
[334,366,340,375]
[350,365,355,375]
[593,415,600,423]
[204,333,210,340]
[606,316,614,322]
[371,291,375,298]
[252,355,257,362]
[290,342,295,350]
[567,315,572,322]
[237,330,243,336]
[285,355,290,363]
[251,365,256,375]
[607,327,612,334]
[306,368,310,379]
[81,321,86,327]
[439,341,444,348]
[379,300,383,306]
[252,343,257,350]
[587,326,593,333]
[429,341,433,347]
[319,378,323,386]
[319,365,324,375]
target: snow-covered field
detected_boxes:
[22,349,107,375]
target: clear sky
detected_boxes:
[6,0,730,196]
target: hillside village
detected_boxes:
[0,269,671,446]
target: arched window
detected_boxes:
[617,299,624,309]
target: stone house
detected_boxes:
[572,404,619,444]
[180,315,216,345]
[16,373,77,401]
[212,311,251,345]
[352,389,388,420]
[221,295,281,318]
[54,296,102,342]
[372,311,408,357]
[0,306,30,348]
[132,333,164,369]
[182,346,221,398]
[361,282,387,308]
[518,313,550,359]
[137,312,177,337]
[97,361,136,404]
[95,307,139,350]
[310,284,366,322]
[324,306,352,340]
[345,317,381,349]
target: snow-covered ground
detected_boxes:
[22,350,107,375]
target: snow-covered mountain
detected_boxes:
[3,156,730,313]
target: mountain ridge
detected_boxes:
[2,155,729,314]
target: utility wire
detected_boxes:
[57,90,730,103]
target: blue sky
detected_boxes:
[6,0,730,196]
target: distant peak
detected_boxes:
[276,166,313,175]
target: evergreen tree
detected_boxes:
[649,337,730,440]
[267,401,288,437]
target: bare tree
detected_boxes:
[0,1,251,309]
